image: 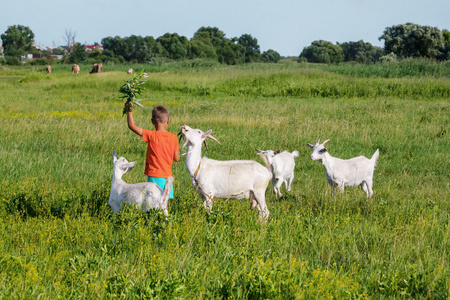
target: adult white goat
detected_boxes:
[179,125,272,220]
[255,149,299,197]
[109,150,173,215]
[307,138,379,198]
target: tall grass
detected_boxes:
[323,58,450,78]
[0,61,449,298]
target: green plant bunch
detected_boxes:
[119,69,148,115]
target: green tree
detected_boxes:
[101,36,129,61]
[192,27,227,49]
[87,48,103,61]
[1,25,35,58]
[261,49,281,63]
[235,34,261,63]
[443,29,450,46]
[156,33,189,60]
[379,23,444,59]
[188,39,217,59]
[217,40,245,65]
[65,43,86,63]
[339,40,383,63]
[124,35,152,63]
[299,40,344,63]
[439,29,450,60]
[189,27,229,60]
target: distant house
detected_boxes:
[85,44,103,52]
[46,46,64,52]
[32,42,46,52]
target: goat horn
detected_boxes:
[207,135,221,145]
[323,139,330,146]
[317,137,321,144]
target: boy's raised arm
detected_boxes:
[125,103,143,136]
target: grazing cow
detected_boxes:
[72,64,80,74]
[90,63,103,74]
[127,68,133,74]
[46,65,52,74]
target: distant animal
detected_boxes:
[179,125,272,221]
[45,65,52,74]
[127,68,133,74]
[109,150,173,215]
[307,138,379,198]
[72,64,80,74]
[255,149,299,197]
[90,63,103,74]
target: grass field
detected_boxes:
[0,59,449,299]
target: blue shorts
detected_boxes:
[148,176,174,199]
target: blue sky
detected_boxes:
[1,0,449,56]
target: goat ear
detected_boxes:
[113,150,118,163]
[307,143,314,148]
[274,150,281,155]
[202,129,213,139]
[255,148,263,153]
[203,140,208,151]
[123,161,137,173]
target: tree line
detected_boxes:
[1,23,449,66]
[299,23,450,64]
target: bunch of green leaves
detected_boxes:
[119,69,148,114]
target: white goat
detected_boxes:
[307,138,379,198]
[255,149,299,197]
[179,125,272,220]
[109,150,173,215]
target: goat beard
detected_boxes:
[177,131,185,143]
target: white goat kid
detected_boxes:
[255,149,299,197]
[109,150,173,215]
[179,125,272,221]
[307,138,379,198]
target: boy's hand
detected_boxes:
[124,101,133,114]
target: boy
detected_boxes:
[125,102,180,203]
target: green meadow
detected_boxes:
[0,59,449,299]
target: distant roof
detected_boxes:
[85,45,104,51]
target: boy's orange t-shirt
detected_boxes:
[142,129,179,178]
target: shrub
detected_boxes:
[380,52,398,63]
[29,58,54,66]
[4,56,21,65]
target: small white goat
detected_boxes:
[255,149,299,197]
[307,138,379,198]
[179,125,272,221]
[109,150,173,215]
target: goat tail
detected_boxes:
[371,149,380,167]
[257,152,271,172]
[163,176,174,200]
[291,150,299,158]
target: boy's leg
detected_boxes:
[148,176,174,199]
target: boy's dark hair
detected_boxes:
[152,106,170,123]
